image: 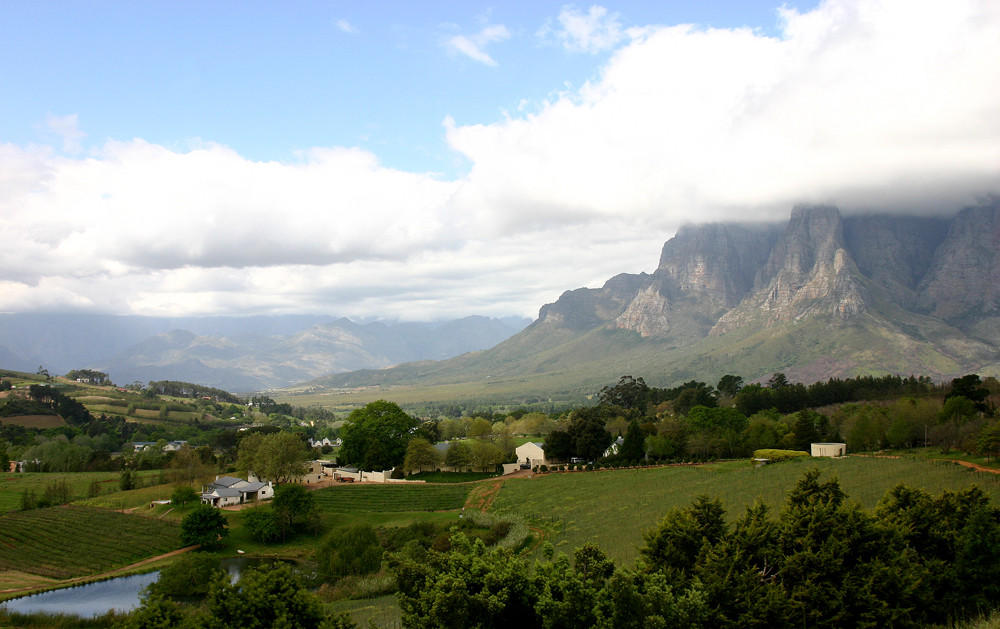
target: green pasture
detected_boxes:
[0,471,167,513]
[490,456,1000,566]
[311,483,472,514]
[74,480,180,511]
[0,505,181,582]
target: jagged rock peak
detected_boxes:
[713,205,867,333]
[657,221,779,307]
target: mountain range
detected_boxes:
[307,197,1000,401]
[0,314,530,392]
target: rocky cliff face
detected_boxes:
[916,200,1000,330]
[532,197,1000,380]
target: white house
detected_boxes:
[604,435,625,458]
[201,475,274,507]
[515,442,548,468]
[162,440,188,452]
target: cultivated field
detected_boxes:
[0,471,171,513]
[0,415,65,429]
[311,483,472,514]
[490,456,1000,565]
[0,506,181,581]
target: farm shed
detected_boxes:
[811,442,847,457]
[516,442,548,468]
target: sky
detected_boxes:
[1,0,998,322]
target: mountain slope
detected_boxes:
[307,199,1000,400]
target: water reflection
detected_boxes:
[1,572,158,617]
[1,556,291,618]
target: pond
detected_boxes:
[1,556,285,618]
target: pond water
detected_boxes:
[1,556,283,618]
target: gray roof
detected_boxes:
[239,481,267,493]
[211,476,245,488]
[204,487,241,498]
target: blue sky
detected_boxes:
[2,1,811,175]
[0,0,997,320]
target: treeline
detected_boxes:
[147,380,241,404]
[389,471,1000,628]
[531,373,997,466]
[64,369,112,385]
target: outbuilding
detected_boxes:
[811,442,847,457]
[515,442,548,468]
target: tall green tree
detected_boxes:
[339,400,419,470]
[618,419,646,463]
[180,504,228,548]
[403,437,441,473]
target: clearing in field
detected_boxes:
[489,456,1000,565]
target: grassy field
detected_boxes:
[0,506,181,581]
[489,456,1000,565]
[311,483,472,514]
[0,471,168,513]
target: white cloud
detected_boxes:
[546,5,626,53]
[445,23,510,66]
[1,0,998,320]
[449,0,1000,229]
[335,18,357,34]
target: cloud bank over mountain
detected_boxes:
[1,0,997,319]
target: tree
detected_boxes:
[272,483,318,535]
[568,408,613,462]
[469,439,504,472]
[237,431,309,483]
[543,430,574,463]
[598,375,650,411]
[0,440,9,473]
[339,401,419,471]
[939,395,977,453]
[180,504,228,548]
[947,374,990,412]
[316,524,383,579]
[245,506,284,543]
[444,440,472,470]
[204,563,355,629]
[767,372,789,389]
[403,437,441,473]
[716,374,744,398]
[120,468,137,491]
[145,552,226,599]
[618,419,646,463]
[171,485,200,507]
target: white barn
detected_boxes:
[515,442,548,468]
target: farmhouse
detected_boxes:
[515,442,548,468]
[201,475,274,507]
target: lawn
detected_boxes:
[0,506,182,582]
[489,456,1000,565]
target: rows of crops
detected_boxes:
[491,456,1000,565]
[312,483,471,513]
[0,506,181,579]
